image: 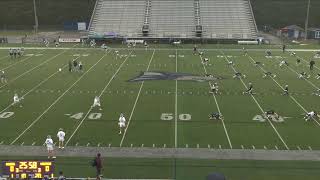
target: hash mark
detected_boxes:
[185,144,188,148]
[75,142,79,146]
[86,143,90,147]
[264,146,267,150]
[31,142,36,146]
[141,144,144,148]
[130,144,133,148]
[308,146,312,150]
[219,145,222,149]
[20,142,24,146]
[197,144,200,148]
[241,145,244,149]
[97,143,101,147]
[297,146,301,150]
[163,144,166,148]
[153,144,155,148]
[275,145,278,150]
[252,145,255,150]
[208,144,211,149]
[0,141,3,145]
[108,143,111,148]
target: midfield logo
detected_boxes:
[128,71,223,82]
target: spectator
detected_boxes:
[92,153,103,180]
[57,171,66,180]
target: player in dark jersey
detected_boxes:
[265,50,272,57]
[193,45,197,55]
[68,60,72,72]
[282,44,286,53]
[254,61,264,66]
[262,72,276,78]
[209,112,223,120]
[243,82,253,95]
[233,72,246,79]
[296,58,301,66]
[310,60,315,70]
[73,59,78,71]
[9,48,13,58]
[265,110,280,120]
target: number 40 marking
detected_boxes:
[161,113,191,121]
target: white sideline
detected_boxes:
[10,51,109,145]
[198,54,233,149]
[220,51,290,150]
[247,55,320,127]
[66,51,133,146]
[0,49,65,89]
[119,49,156,147]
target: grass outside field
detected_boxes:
[2,156,320,180]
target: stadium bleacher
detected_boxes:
[85,0,258,39]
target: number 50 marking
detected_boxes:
[161,113,191,121]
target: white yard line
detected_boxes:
[0,49,66,89]
[65,50,134,146]
[0,50,46,71]
[198,55,233,149]
[119,50,156,147]
[248,55,320,126]
[0,56,80,114]
[175,49,178,148]
[220,51,290,150]
[10,51,110,145]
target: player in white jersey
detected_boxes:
[45,135,56,159]
[91,96,102,110]
[118,113,126,134]
[304,111,318,121]
[279,60,288,68]
[57,128,66,149]
[209,82,218,95]
[0,71,7,83]
[13,93,23,107]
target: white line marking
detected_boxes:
[31,142,36,146]
[208,144,211,149]
[108,143,111,148]
[20,142,24,146]
[241,145,244,149]
[219,145,222,149]
[175,49,178,148]
[185,144,188,148]
[86,143,90,147]
[0,55,9,61]
[199,54,233,149]
[252,145,255,150]
[0,49,65,89]
[0,51,44,71]
[163,144,166,148]
[308,146,313,150]
[247,55,320,126]
[197,144,200,148]
[130,144,133,148]
[97,143,101,147]
[75,142,78,146]
[10,52,110,145]
[119,50,156,147]
[297,146,301,150]
[141,144,144,148]
[0,141,3,145]
[221,51,289,150]
[153,144,155,148]
[275,145,279,150]
[264,146,267,150]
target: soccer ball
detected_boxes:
[59,68,62,72]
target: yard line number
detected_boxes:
[161,113,191,121]
[69,112,102,120]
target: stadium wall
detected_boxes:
[0,0,319,30]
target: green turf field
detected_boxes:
[0,44,320,150]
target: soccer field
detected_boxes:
[0,44,320,150]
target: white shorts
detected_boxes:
[47,146,53,151]
[93,102,101,107]
[59,138,64,142]
[118,122,126,128]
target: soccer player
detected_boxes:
[290,52,296,56]
[45,135,55,159]
[209,112,223,120]
[227,60,235,66]
[13,49,17,58]
[283,85,289,95]
[55,41,59,47]
[144,41,148,50]
[118,113,126,134]
[254,61,263,66]
[282,44,286,53]
[202,57,209,65]
[233,72,246,79]
[298,72,310,79]
[68,60,72,72]
[296,58,301,66]
[0,71,7,83]
[209,82,218,95]
[262,72,276,78]
[265,50,272,57]
[9,48,13,58]
[265,110,280,120]
[243,82,253,95]
[13,93,23,107]
[310,60,315,70]
[57,128,66,149]
[198,51,204,56]
[73,59,78,72]
[243,47,248,56]
[78,62,83,72]
[193,45,197,55]
[91,96,102,110]
[279,60,288,68]
[304,111,318,121]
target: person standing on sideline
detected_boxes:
[92,153,103,180]
[45,135,55,159]
[57,128,66,149]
